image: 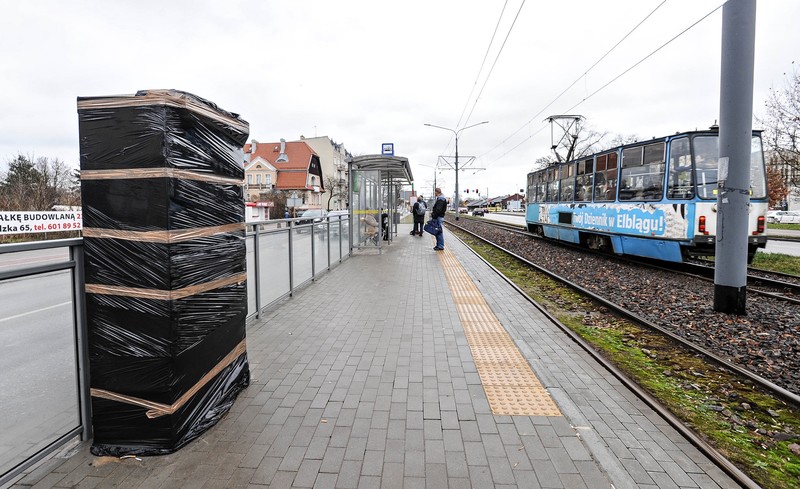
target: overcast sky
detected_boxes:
[1,0,797,199]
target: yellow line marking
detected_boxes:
[437,247,561,416]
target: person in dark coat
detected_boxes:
[430,188,447,250]
[411,195,426,236]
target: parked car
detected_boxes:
[326,210,349,236]
[771,210,800,224]
[472,208,486,216]
[766,210,780,223]
[296,209,328,232]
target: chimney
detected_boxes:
[276,138,288,163]
[250,139,258,154]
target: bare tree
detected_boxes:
[767,163,789,208]
[757,63,800,186]
[535,125,639,169]
[0,154,78,211]
[323,175,348,211]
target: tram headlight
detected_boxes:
[699,215,708,235]
[756,216,765,234]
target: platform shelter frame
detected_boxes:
[348,155,413,253]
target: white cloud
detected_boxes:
[0,0,797,199]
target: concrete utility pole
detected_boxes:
[425,121,488,220]
[714,0,756,314]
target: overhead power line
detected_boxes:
[562,3,723,114]
[480,0,668,165]
[440,0,526,157]
[461,0,527,129]
[453,0,509,132]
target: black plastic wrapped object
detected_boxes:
[77,90,250,456]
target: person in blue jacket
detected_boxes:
[430,187,447,251]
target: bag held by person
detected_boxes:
[424,219,441,236]
[415,201,427,216]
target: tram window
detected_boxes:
[558,163,575,202]
[619,142,665,201]
[534,172,547,202]
[594,152,617,202]
[575,158,593,202]
[750,136,767,199]
[667,137,694,199]
[693,136,719,200]
[545,167,558,202]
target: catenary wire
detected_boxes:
[479,0,668,164]
[484,2,723,167]
[452,0,510,135]
[440,0,525,158]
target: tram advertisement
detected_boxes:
[548,204,689,239]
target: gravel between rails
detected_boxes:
[450,217,800,395]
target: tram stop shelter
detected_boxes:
[348,155,413,253]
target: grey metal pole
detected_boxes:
[455,135,460,221]
[714,0,756,314]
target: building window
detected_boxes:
[256,174,262,185]
[247,174,253,185]
[265,174,271,186]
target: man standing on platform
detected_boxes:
[431,188,447,251]
[411,195,426,236]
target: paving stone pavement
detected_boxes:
[8,223,740,489]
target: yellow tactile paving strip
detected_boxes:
[437,247,562,416]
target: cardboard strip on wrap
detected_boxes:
[91,340,247,418]
[81,168,244,186]
[83,223,245,243]
[85,272,247,300]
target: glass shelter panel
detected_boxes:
[292,227,313,286]
[257,230,291,308]
[352,170,382,248]
[0,270,80,478]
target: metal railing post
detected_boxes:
[327,219,331,271]
[70,243,93,441]
[288,220,294,296]
[253,225,262,319]
[311,219,316,281]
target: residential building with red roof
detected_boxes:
[243,139,325,214]
[293,136,350,211]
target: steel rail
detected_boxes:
[445,220,765,488]
[447,218,800,406]
[475,216,800,302]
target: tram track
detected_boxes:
[471,214,800,305]
[445,220,766,489]
[446,217,800,405]
[445,217,800,489]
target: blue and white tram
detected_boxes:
[524,129,768,263]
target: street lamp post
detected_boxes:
[424,121,488,220]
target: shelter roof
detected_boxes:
[349,155,413,184]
